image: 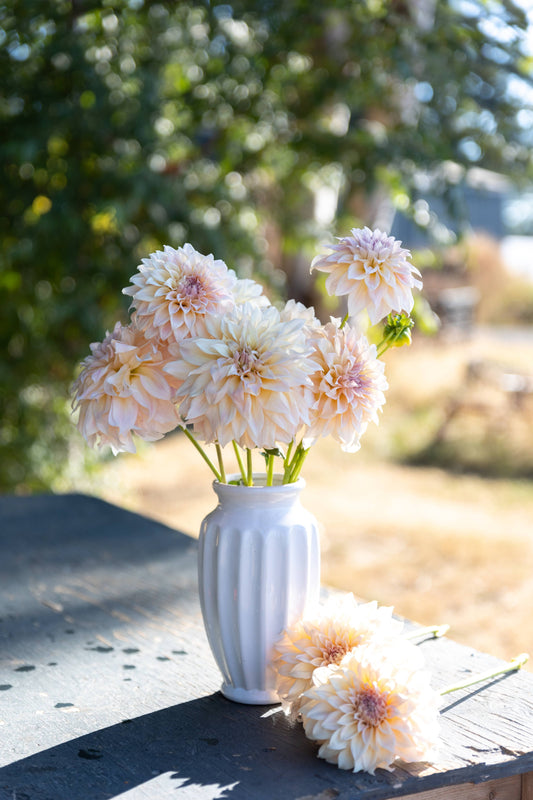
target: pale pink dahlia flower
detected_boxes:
[273,595,407,713]
[300,644,440,774]
[71,321,181,454]
[123,243,237,343]
[280,299,321,332]
[232,277,271,307]
[305,321,388,453]
[165,303,315,449]
[311,227,422,325]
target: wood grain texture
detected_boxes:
[522,772,533,800]
[1,493,533,800]
[400,773,522,800]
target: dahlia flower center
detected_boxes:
[111,364,135,393]
[363,255,378,272]
[233,346,260,376]
[338,363,372,396]
[176,275,206,304]
[321,641,348,666]
[353,686,388,727]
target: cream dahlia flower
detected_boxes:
[232,277,271,307]
[273,595,407,712]
[300,644,440,774]
[71,321,181,454]
[123,243,237,342]
[311,227,422,325]
[305,321,388,453]
[280,299,321,332]
[164,303,315,449]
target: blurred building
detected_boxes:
[390,167,511,247]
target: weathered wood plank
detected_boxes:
[522,772,533,800]
[1,494,533,800]
[401,773,521,800]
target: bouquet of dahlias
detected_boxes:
[71,228,422,485]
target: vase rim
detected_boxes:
[213,473,306,491]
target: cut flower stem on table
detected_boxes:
[438,652,529,696]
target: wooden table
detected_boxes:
[1,493,533,800]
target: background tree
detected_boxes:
[1,0,532,492]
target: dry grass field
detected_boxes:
[93,328,533,669]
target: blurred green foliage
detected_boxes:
[1,0,533,492]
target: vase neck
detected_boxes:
[212,475,305,508]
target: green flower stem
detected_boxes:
[376,328,403,358]
[286,442,310,483]
[246,448,253,486]
[284,442,301,483]
[405,624,450,641]
[179,425,222,482]
[439,653,529,697]
[339,312,349,330]
[376,336,393,358]
[215,443,226,484]
[283,440,295,483]
[266,453,275,486]
[232,441,246,484]
[293,444,307,481]
[285,439,294,466]
[292,449,309,482]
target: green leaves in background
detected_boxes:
[1,0,532,491]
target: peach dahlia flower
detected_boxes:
[300,644,440,774]
[71,321,181,454]
[123,243,237,343]
[305,321,388,453]
[311,227,422,325]
[280,299,321,332]
[232,276,271,307]
[273,595,406,713]
[165,303,315,449]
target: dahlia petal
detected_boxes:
[138,369,173,400]
[109,396,138,431]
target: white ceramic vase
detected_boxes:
[198,474,321,705]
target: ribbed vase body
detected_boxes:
[198,476,321,704]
